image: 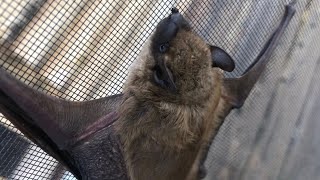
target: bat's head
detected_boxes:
[125,8,235,104]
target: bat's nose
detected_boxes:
[152,8,191,47]
[171,7,179,14]
[168,8,190,29]
[169,13,183,23]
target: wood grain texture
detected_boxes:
[201,0,320,179]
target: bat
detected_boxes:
[115,8,235,180]
[0,3,295,180]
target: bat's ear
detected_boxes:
[210,46,235,72]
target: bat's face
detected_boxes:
[125,9,234,104]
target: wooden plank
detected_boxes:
[62,0,160,100]
[0,0,30,41]
[278,57,320,180]
[35,0,96,96]
[1,0,87,97]
[11,0,84,69]
[238,2,320,179]
[203,0,320,179]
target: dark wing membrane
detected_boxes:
[0,68,123,178]
[0,85,82,178]
[222,2,296,109]
[198,3,296,179]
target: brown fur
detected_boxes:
[116,29,226,180]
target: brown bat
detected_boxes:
[0,3,295,180]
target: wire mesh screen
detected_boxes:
[0,0,320,179]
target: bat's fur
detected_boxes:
[116,24,229,180]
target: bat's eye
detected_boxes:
[159,43,169,53]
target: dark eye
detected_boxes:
[159,43,169,53]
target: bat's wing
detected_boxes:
[222,2,295,112]
[198,3,296,179]
[0,68,123,178]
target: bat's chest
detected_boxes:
[143,105,208,148]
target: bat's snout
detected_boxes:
[168,8,190,30]
[152,8,191,47]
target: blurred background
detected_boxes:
[0,0,320,179]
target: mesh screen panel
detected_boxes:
[1,0,320,179]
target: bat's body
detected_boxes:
[116,11,234,180]
[0,3,295,180]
